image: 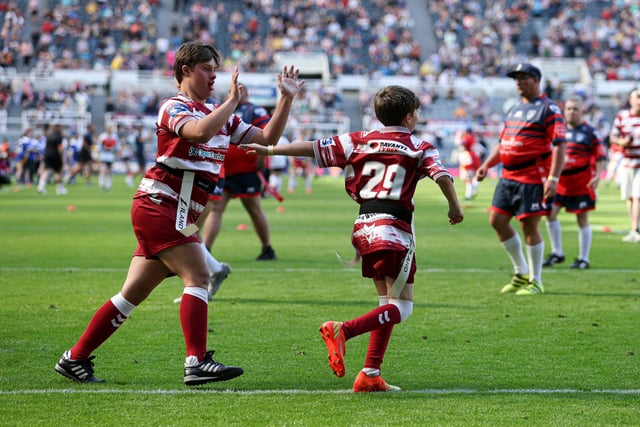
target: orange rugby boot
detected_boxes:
[352,370,401,392]
[319,321,346,377]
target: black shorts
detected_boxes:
[78,150,92,163]
[551,193,596,214]
[223,172,261,198]
[491,178,549,220]
[44,154,63,173]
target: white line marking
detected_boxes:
[1,388,639,396]
[1,267,639,274]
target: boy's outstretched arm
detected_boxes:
[435,176,464,225]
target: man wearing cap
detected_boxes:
[477,63,566,295]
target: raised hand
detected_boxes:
[277,65,305,100]
[227,66,240,105]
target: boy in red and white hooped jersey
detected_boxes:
[244,85,464,392]
[609,88,640,243]
[477,63,567,296]
[55,41,304,386]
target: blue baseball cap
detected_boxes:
[507,63,542,80]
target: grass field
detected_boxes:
[0,173,639,426]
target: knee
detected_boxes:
[389,298,413,322]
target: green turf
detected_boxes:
[0,175,638,426]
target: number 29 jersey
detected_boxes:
[312,126,452,254]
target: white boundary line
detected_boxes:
[1,388,640,396]
[1,267,639,274]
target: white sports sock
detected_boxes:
[501,234,529,276]
[578,225,592,261]
[526,241,544,284]
[269,174,282,193]
[200,242,222,273]
[111,292,136,317]
[182,286,209,304]
[545,219,564,256]
[362,368,380,377]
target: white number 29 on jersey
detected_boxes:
[359,161,406,200]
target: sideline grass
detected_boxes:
[0,176,639,426]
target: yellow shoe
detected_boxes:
[500,274,529,294]
[319,321,346,377]
[353,371,401,392]
[515,280,545,295]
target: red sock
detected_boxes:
[342,304,401,340]
[180,293,208,360]
[70,300,127,360]
[364,323,394,370]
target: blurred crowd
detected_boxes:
[0,0,637,162]
[0,0,636,80]
[424,0,639,81]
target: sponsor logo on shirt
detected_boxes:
[320,138,334,147]
[188,146,225,160]
[168,103,191,117]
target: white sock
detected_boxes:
[182,286,209,304]
[545,219,564,256]
[201,242,222,273]
[111,292,136,317]
[578,225,592,262]
[526,241,544,284]
[362,368,380,377]
[465,183,473,199]
[274,175,283,192]
[501,234,529,276]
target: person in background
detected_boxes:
[64,129,82,184]
[608,88,640,243]
[119,125,136,188]
[133,123,152,181]
[542,97,607,269]
[267,135,290,196]
[287,128,315,195]
[203,83,278,261]
[54,41,304,386]
[603,140,624,187]
[0,138,11,187]
[96,125,120,192]
[37,123,68,195]
[243,85,464,393]
[456,127,482,200]
[477,63,566,295]
[15,128,40,186]
[66,124,95,186]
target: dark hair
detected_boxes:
[374,85,420,126]
[173,42,221,84]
